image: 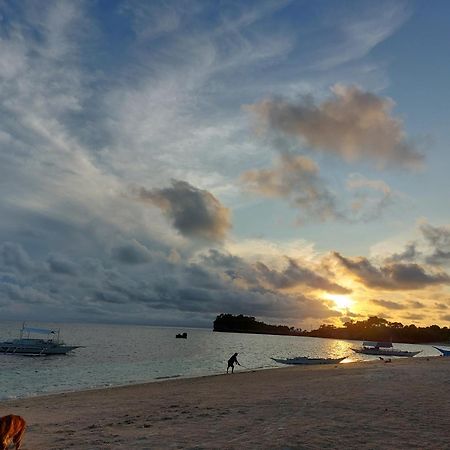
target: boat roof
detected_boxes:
[363,341,393,348]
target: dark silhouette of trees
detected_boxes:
[213,314,450,343]
[306,317,450,343]
[213,314,303,336]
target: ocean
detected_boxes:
[0,321,439,400]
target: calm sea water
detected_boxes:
[0,321,440,400]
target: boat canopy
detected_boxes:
[363,341,393,348]
[22,327,57,335]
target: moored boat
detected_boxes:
[352,341,421,357]
[433,346,450,356]
[271,356,346,365]
[0,323,82,355]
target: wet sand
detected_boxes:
[2,357,450,449]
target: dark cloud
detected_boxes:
[384,242,419,263]
[111,240,153,264]
[421,223,450,265]
[402,313,425,322]
[435,302,448,310]
[408,300,425,309]
[136,180,231,242]
[371,298,406,310]
[333,251,450,290]
[255,258,350,294]
[241,153,340,222]
[0,240,339,324]
[0,242,34,273]
[247,85,423,169]
[47,253,78,275]
[200,249,349,294]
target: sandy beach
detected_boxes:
[2,357,450,449]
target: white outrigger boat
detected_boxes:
[352,341,421,357]
[0,323,82,355]
[271,356,346,365]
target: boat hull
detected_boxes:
[271,357,346,365]
[351,348,421,357]
[0,344,81,355]
[433,346,450,356]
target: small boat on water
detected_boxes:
[271,356,346,365]
[433,346,450,356]
[352,341,421,357]
[176,332,187,339]
[0,323,82,355]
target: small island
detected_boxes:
[213,313,450,344]
[213,313,303,336]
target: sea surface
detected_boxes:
[0,321,441,400]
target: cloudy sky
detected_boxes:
[1,0,449,328]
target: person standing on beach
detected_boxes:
[227,353,241,374]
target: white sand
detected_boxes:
[2,357,450,449]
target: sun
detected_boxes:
[325,293,354,310]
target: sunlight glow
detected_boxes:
[325,294,354,310]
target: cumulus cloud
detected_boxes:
[333,251,450,290]
[241,153,340,222]
[136,180,231,242]
[420,223,450,265]
[247,85,423,169]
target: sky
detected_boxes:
[0,0,449,329]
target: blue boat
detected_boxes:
[433,346,450,356]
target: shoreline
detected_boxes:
[1,361,286,402]
[0,354,440,402]
[2,356,450,449]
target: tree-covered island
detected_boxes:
[213,314,450,344]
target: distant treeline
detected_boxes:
[307,316,450,344]
[213,314,450,343]
[213,314,303,336]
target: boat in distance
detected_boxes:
[271,356,346,365]
[433,346,450,356]
[0,324,83,355]
[351,341,421,357]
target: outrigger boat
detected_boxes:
[271,356,346,365]
[0,323,82,355]
[433,346,450,356]
[352,341,421,357]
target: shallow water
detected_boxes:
[0,321,440,400]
